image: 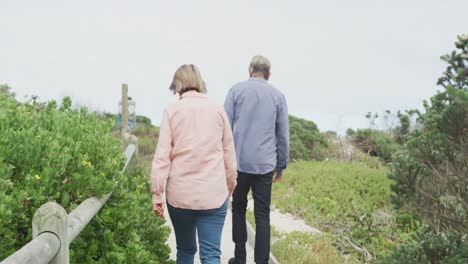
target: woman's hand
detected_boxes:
[152,194,165,218]
[153,202,165,218]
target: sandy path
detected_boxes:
[165,198,319,264]
[247,200,321,235]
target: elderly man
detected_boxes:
[224,55,290,264]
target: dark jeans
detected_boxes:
[168,200,228,264]
[232,171,274,264]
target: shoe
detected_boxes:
[228,257,246,264]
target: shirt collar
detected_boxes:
[180,91,207,99]
[248,77,267,83]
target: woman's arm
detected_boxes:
[220,108,237,196]
[150,110,173,205]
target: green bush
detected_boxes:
[136,115,152,125]
[385,35,468,263]
[379,230,467,264]
[0,95,171,263]
[350,128,400,162]
[71,168,171,263]
[289,115,330,161]
[133,122,159,157]
[389,35,467,233]
[0,84,15,98]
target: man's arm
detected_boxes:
[224,88,235,127]
[220,108,237,196]
[275,94,290,177]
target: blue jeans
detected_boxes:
[168,200,228,264]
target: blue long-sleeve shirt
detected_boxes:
[224,78,290,176]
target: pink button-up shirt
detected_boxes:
[151,91,237,210]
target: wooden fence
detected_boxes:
[1,84,138,264]
[0,144,136,264]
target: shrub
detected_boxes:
[350,128,400,162]
[346,128,356,137]
[70,168,171,263]
[136,115,152,125]
[0,84,15,98]
[379,230,467,264]
[389,35,468,232]
[133,122,159,158]
[289,115,330,161]
[393,111,412,144]
[0,95,171,263]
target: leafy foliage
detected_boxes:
[289,115,330,161]
[136,115,152,125]
[71,168,171,263]
[393,110,412,144]
[379,230,467,264]
[389,35,468,232]
[0,95,171,263]
[348,128,400,162]
[0,84,15,98]
[132,121,159,158]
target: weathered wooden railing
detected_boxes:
[1,144,137,264]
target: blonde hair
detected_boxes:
[249,55,271,77]
[169,64,207,94]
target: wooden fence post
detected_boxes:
[32,202,69,264]
[120,83,138,169]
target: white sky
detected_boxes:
[1,0,467,133]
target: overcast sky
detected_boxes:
[1,0,467,133]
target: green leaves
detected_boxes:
[379,230,467,264]
[0,96,171,263]
[289,115,330,161]
[389,36,468,234]
[350,129,401,162]
[71,168,172,263]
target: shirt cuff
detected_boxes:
[275,169,283,177]
[152,193,165,204]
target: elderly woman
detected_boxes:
[151,64,237,264]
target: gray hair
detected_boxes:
[169,64,207,94]
[249,55,271,77]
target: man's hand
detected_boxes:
[273,171,282,183]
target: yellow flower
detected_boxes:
[82,160,88,166]
[34,175,41,180]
